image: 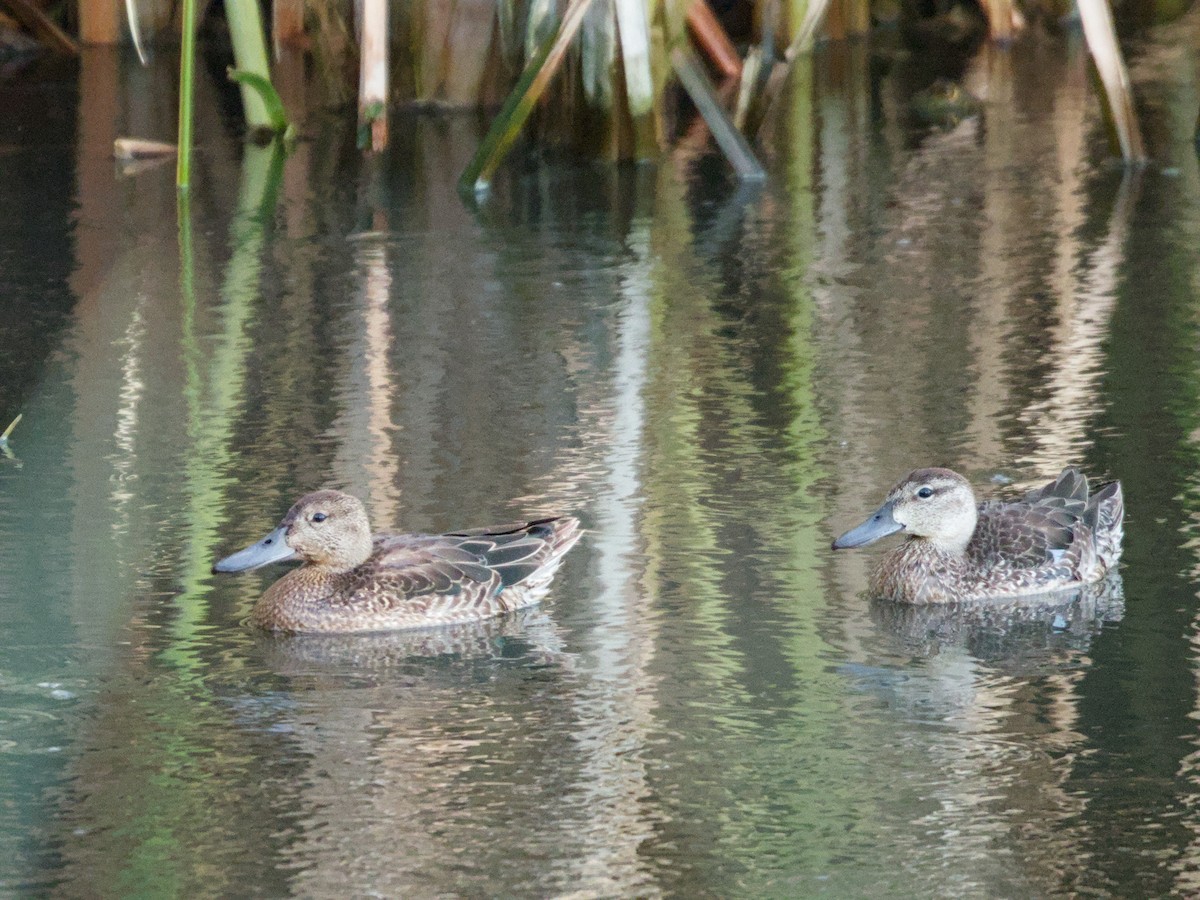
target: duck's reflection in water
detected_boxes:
[250,606,571,678]
[834,577,1126,894]
[869,573,1124,673]
[230,607,614,896]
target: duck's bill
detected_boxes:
[832,501,903,549]
[212,526,297,573]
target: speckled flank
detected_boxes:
[216,491,582,634]
[833,467,1124,604]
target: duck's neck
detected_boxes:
[310,533,373,573]
[318,557,366,575]
[923,515,977,556]
[903,535,970,560]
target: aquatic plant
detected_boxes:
[162,0,1148,189]
[179,0,288,188]
[225,0,276,133]
[227,70,295,140]
[1077,0,1146,162]
[359,0,389,150]
[176,0,197,190]
[3,0,78,55]
[0,413,21,443]
[459,0,598,198]
[0,413,22,463]
[671,45,764,180]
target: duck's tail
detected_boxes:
[1084,480,1124,573]
[1031,468,1124,578]
[448,516,583,606]
[513,516,583,595]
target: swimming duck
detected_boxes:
[831,467,1123,604]
[213,490,582,633]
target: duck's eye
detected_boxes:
[311,512,328,523]
[916,487,934,499]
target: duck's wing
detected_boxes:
[353,518,581,614]
[975,500,1084,569]
[442,517,581,587]
[1022,467,1089,506]
[331,535,498,620]
[977,468,1109,570]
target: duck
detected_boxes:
[831,467,1123,604]
[213,490,582,633]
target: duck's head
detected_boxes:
[213,490,374,575]
[832,468,978,553]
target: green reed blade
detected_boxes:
[225,0,274,131]
[176,0,197,190]
[459,0,599,199]
[227,69,293,136]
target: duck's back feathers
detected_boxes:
[972,468,1122,587]
[972,499,1076,571]
[1023,466,1090,506]
[977,468,1090,567]
[363,535,500,596]
[445,517,581,588]
[369,517,582,599]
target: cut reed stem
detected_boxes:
[670,45,765,180]
[1077,0,1146,163]
[0,413,21,443]
[359,0,389,151]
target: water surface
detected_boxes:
[3,20,1200,897]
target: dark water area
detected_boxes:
[3,15,1200,896]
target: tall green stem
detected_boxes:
[177,0,197,190]
[225,0,273,131]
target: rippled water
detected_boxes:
[4,18,1200,896]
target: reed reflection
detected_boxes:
[813,34,1142,894]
